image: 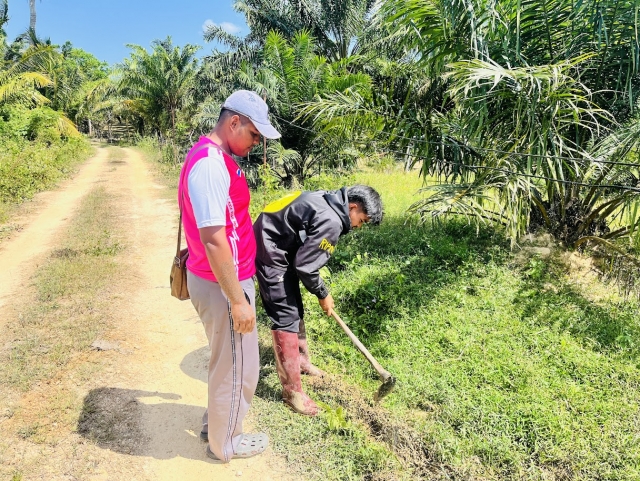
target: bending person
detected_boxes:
[254,185,383,416]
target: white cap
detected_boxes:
[222,90,281,139]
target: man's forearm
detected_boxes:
[199,225,247,304]
[199,226,254,334]
[205,243,245,304]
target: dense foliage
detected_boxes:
[0,0,95,216]
[303,0,640,258]
[5,0,639,254]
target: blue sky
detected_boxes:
[4,0,248,65]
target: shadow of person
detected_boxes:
[77,388,208,461]
[179,345,209,383]
[178,339,283,402]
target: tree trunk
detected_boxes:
[171,107,178,166]
[29,0,36,33]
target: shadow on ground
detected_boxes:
[178,341,282,403]
[180,345,209,383]
[515,275,640,358]
[77,387,209,461]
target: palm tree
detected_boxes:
[245,31,373,184]
[400,0,640,248]
[29,0,35,31]
[0,43,81,139]
[306,0,640,253]
[0,43,52,107]
[226,0,378,62]
[201,0,389,97]
[117,37,200,161]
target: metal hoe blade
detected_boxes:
[374,373,396,402]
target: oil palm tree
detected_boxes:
[0,41,52,107]
[117,37,200,159]
[229,0,378,61]
[245,30,372,184]
[396,0,640,249]
[307,0,640,252]
[201,0,388,98]
[1,45,80,137]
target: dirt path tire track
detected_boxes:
[0,148,108,311]
[0,146,295,481]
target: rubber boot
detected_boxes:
[298,319,324,377]
[271,330,319,416]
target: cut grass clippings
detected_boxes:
[0,186,128,446]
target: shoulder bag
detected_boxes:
[170,144,210,300]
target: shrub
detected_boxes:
[0,133,91,205]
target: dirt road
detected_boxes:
[0,146,294,481]
[0,148,108,312]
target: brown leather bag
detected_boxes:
[170,209,190,300]
[170,145,209,300]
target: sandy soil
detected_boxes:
[0,146,295,481]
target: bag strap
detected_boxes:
[176,143,215,257]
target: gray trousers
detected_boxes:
[187,270,259,462]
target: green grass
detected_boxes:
[134,137,181,189]
[0,137,92,223]
[252,320,410,480]
[251,168,640,480]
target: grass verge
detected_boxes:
[0,186,127,446]
[286,170,640,480]
[141,143,640,480]
[0,137,92,226]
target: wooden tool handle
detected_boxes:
[330,311,391,381]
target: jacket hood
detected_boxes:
[323,187,351,236]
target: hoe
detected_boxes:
[331,310,396,402]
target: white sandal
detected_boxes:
[206,433,268,460]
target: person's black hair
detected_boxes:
[347,185,383,225]
[218,108,251,125]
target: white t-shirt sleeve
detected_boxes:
[187,150,230,228]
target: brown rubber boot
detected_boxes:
[271,330,319,416]
[298,319,324,377]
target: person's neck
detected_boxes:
[206,131,232,156]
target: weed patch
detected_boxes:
[253,323,411,480]
[0,137,92,207]
[134,139,180,190]
[0,137,92,239]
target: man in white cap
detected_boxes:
[177,90,280,462]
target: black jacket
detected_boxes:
[254,188,351,299]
